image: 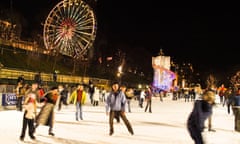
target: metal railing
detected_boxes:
[0,67,110,88]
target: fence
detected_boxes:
[0,67,110,92]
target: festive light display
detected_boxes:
[43,0,97,59]
[152,56,176,91]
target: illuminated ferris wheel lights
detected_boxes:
[43,0,97,58]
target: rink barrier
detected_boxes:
[0,93,18,110]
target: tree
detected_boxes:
[206,74,217,89]
[230,71,240,91]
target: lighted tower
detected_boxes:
[152,49,176,91]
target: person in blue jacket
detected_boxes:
[105,82,134,136]
[187,90,215,144]
[232,88,240,131]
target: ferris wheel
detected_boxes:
[43,0,97,59]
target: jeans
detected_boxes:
[76,102,83,120]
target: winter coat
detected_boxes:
[68,90,87,105]
[187,100,213,132]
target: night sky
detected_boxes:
[96,1,239,72]
[0,0,239,74]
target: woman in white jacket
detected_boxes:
[93,87,100,106]
[20,93,37,141]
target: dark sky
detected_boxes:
[96,1,239,72]
[1,0,239,73]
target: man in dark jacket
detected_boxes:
[187,90,215,144]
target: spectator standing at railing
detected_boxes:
[34,72,42,86]
[52,70,57,83]
[16,82,24,111]
[17,75,25,85]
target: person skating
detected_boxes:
[187,90,215,144]
[105,82,134,136]
[20,92,38,141]
[232,88,240,132]
[114,84,127,123]
[34,86,59,136]
[68,84,87,121]
[144,87,153,113]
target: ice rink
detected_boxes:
[1,96,240,144]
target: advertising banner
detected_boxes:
[1,93,17,106]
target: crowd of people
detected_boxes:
[15,75,159,141]
[13,74,240,143]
